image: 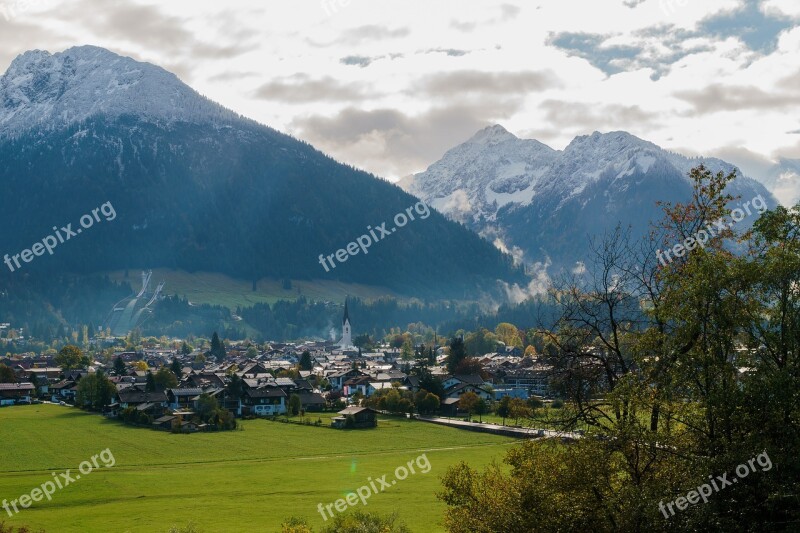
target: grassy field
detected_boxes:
[105,269,403,309]
[0,405,516,533]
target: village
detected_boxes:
[0,303,555,433]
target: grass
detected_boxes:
[0,405,516,532]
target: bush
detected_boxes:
[551,399,564,409]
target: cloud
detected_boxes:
[254,74,372,103]
[675,84,800,114]
[547,28,714,79]
[415,70,560,98]
[500,258,551,304]
[340,55,375,67]
[59,1,254,61]
[539,100,659,131]
[336,25,410,45]
[290,101,523,177]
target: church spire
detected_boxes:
[343,298,350,326]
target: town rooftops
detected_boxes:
[0,383,35,391]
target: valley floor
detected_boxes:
[0,405,515,533]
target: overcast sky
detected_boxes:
[1,0,799,189]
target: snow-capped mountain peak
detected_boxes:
[401,125,777,270]
[0,45,238,137]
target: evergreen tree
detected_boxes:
[113,356,126,376]
[210,332,226,363]
[447,337,467,373]
[170,358,182,377]
[145,371,156,392]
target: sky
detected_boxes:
[1,0,799,201]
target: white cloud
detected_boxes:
[0,0,797,186]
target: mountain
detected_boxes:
[401,125,778,273]
[762,158,800,207]
[0,46,523,302]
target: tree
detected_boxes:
[170,358,182,377]
[458,392,479,418]
[55,345,88,370]
[288,393,302,416]
[180,342,192,356]
[145,371,156,392]
[133,360,148,371]
[113,356,126,376]
[76,371,116,410]
[401,337,414,360]
[195,393,219,421]
[154,368,178,389]
[495,322,523,349]
[0,363,16,383]
[453,357,485,378]
[210,332,226,363]
[447,337,467,373]
[417,392,440,415]
[474,398,488,422]
[496,396,511,425]
[299,351,313,371]
[508,398,532,425]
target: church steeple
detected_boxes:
[340,297,352,348]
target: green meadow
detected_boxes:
[0,405,516,532]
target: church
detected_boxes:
[338,299,354,349]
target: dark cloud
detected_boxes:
[254,74,371,103]
[789,130,800,135]
[340,55,374,67]
[337,25,410,45]
[539,100,659,132]
[416,70,559,98]
[207,71,260,83]
[290,101,523,176]
[58,1,255,61]
[675,84,800,114]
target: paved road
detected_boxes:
[417,416,583,440]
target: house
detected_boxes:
[242,387,287,416]
[0,383,35,405]
[439,397,461,417]
[444,383,494,401]
[331,406,378,429]
[153,415,178,431]
[328,369,364,391]
[297,392,326,412]
[167,388,204,410]
[441,374,485,390]
[117,389,168,410]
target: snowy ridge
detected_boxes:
[404,126,764,223]
[0,45,243,137]
[402,125,777,273]
[399,125,557,223]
